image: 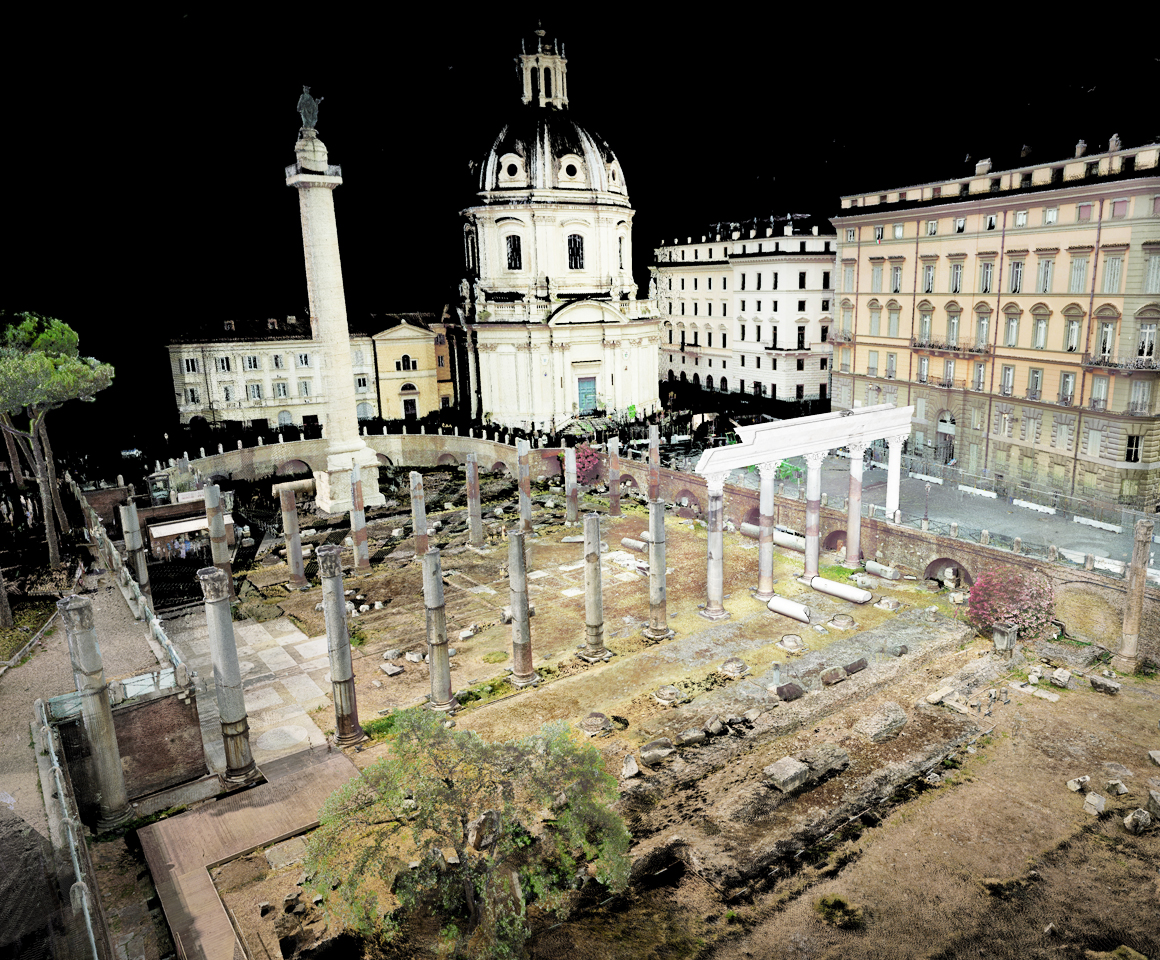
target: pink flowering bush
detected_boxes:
[575,443,600,484]
[966,569,1055,642]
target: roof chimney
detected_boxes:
[1075,140,1087,158]
[974,158,992,175]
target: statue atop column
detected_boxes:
[297,85,322,131]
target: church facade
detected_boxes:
[447,31,662,431]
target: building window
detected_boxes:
[1077,203,1093,222]
[1069,257,1088,294]
[799,271,807,289]
[1000,365,1014,396]
[1044,207,1058,225]
[797,299,806,312]
[506,235,522,270]
[568,234,584,269]
[846,228,855,241]
[1005,314,1019,347]
[1015,210,1028,227]
[874,226,884,242]
[274,381,289,398]
[619,236,625,269]
[756,357,761,369]
[680,278,685,291]
[740,273,746,291]
[1098,321,1116,357]
[918,356,929,383]
[973,361,985,391]
[740,324,746,341]
[356,375,368,393]
[981,262,994,294]
[950,262,963,294]
[755,326,761,343]
[821,299,830,311]
[694,278,699,290]
[923,263,935,293]
[886,352,897,379]
[184,387,200,404]
[843,265,854,290]
[797,325,806,349]
[1009,261,1023,294]
[926,220,938,236]
[248,383,262,400]
[272,354,284,369]
[947,312,960,345]
[976,312,991,347]
[297,352,311,367]
[222,385,233,402]
[869,307,881,335]
[707,277,712,290]
[215,356,231,372]
[1145,255,1160,294]
[1126,435,1141,463]
[1037,259,1054,293]
[1066,319,1081,352]
[985,215,997,231]
[893,223,903,239]
[721,334,727,349]
[245,355,260,370]
[397,354,414,371]
[1033,315,1048,349]
[438,355,445,367]
[184,357,200,373]
[821,357,828,370]
[299,380,312,397]
[890,266,902,293]
[1103,256,1123,294]
[955,218,966,233]
[871,265,883,293]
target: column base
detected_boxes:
[641,626,675,642]
[289,576,309,589]
[97,806,135,832]
[1110,654,1138,674]
[576,647,613,663]
[334,727,368,748]
[508,672,540,688]
[222,761,261,786]
[753,587,777,602]
[698,606,730,622]
[428,697,460,713]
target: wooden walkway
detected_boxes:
[139,748,358,960]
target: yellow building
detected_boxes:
[371,315,454,421]
[832,137,1160,509]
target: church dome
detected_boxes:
[478,108,628,197]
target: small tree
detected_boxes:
[305,710,630,958]
[966,569,1055,643]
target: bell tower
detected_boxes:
[519,29,568,109]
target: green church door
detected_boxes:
[578,377,597,414]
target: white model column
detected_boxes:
[286,125,382,514]
[803,451,827,580]
[756,460,780,600]
[846,442,865,565]
[700,472,730,621]
[886,433,906,520]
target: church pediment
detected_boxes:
[546,299,627,326]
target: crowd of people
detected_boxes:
[0,492,41,530]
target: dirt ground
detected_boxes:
[206,471,1160,960]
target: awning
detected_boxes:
[149,514,234,540]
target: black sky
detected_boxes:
[6,12,1157,458]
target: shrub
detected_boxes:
[814,894,864,929]
[575,443,600,484]
[966,569,1055,643]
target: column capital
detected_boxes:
[887,432,910,447]
[758,460,782,479]
[705,472,728,495]
[317,543,343,578]
[847,441,866,457]
[197,566,231,602]
[804,450,828,468]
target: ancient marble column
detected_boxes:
[517,439,533,534]
[580,513,609,660]
[608,437,621,517]
[280,488,308,588]
[701,472,730,620]
[846,442,865,565]
[410,471,429,557]
[886,433,906,519]
[197,567,258,783]
[317,544,366,745]
[565,447,579,523]
[642,498,672,641]
[1114,519,1154,672]
[466,453,484,546]
[755,460,780,601]
[350,473,371,572]
[58,596,132,829]
[648,424,661,501]
[803,451,827,580]
[204,483,234,599]
[508,530,538,686]
[423,549,458,711]
[118,500,152,613]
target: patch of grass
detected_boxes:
[814,894,865,929]
[1134,657,1157,679]
[481,650,509,664]
[363,711,402,739]
[818,564,853,583]
[349,623,368,648]
[0,599,58,662]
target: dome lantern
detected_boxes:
[520,29,567,110]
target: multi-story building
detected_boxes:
[832,136,1160,508]
[652,215,835,402]
[168,313,449,428]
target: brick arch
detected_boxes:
[922,557,974,586]
[275,459,312,476]
[376,453,394,467]
[824,529,846,550]
[743,506,760,526]
[673,488,702,513]
[491,461,510,475]
[436,453,459,466]
[620,473,640,489]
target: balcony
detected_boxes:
[1000,384,1014,396]
[840,363,850,373]
[1127,400,1152,416]
[1089,397,1107,411]
[972,379,986,392]
[911,337,992,356]
[1025,388,1041,401]
[1057,393,1074,407]
[933,377,966,389]
[830,329,854,343]
[867,367,878,378]
[1082,351,1160,371]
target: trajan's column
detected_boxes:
[286,87,383,515]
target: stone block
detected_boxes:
[926,686,956,705]
[405,651,424,663]
[1066,776,1091,792]
[763,757,811,792]
[719,657,749,678]
[621,754,640,779]
[458,628,475,641]
[1123,808,1151,835]
[384,649,401,660]
[1032,689,1060,703]
[775,683,804,702]
[853,701,908,743]
[1150,750,1160,767]
[821,667,848,686]
[1146,789,1160,819]
[743,707,763,723]
[844,658,868,675]
[1050,668,1071,689]
[1082,792,1106,815]
[380,663,404,677]
[677,727,707,747]
[797,743,849,780]
[640,738,675,766]
[1107,779,1129,795]
[1089,675,1121,695]
[704,715,726,736]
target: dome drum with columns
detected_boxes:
[447,30,660,431]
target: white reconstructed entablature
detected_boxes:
[695,403,914,477]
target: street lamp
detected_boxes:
[924,482,931,523]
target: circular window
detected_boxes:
[506,163,518,177]
[565,163,577,177]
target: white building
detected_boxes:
[448,31,662,431]
[652,216,836,403]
